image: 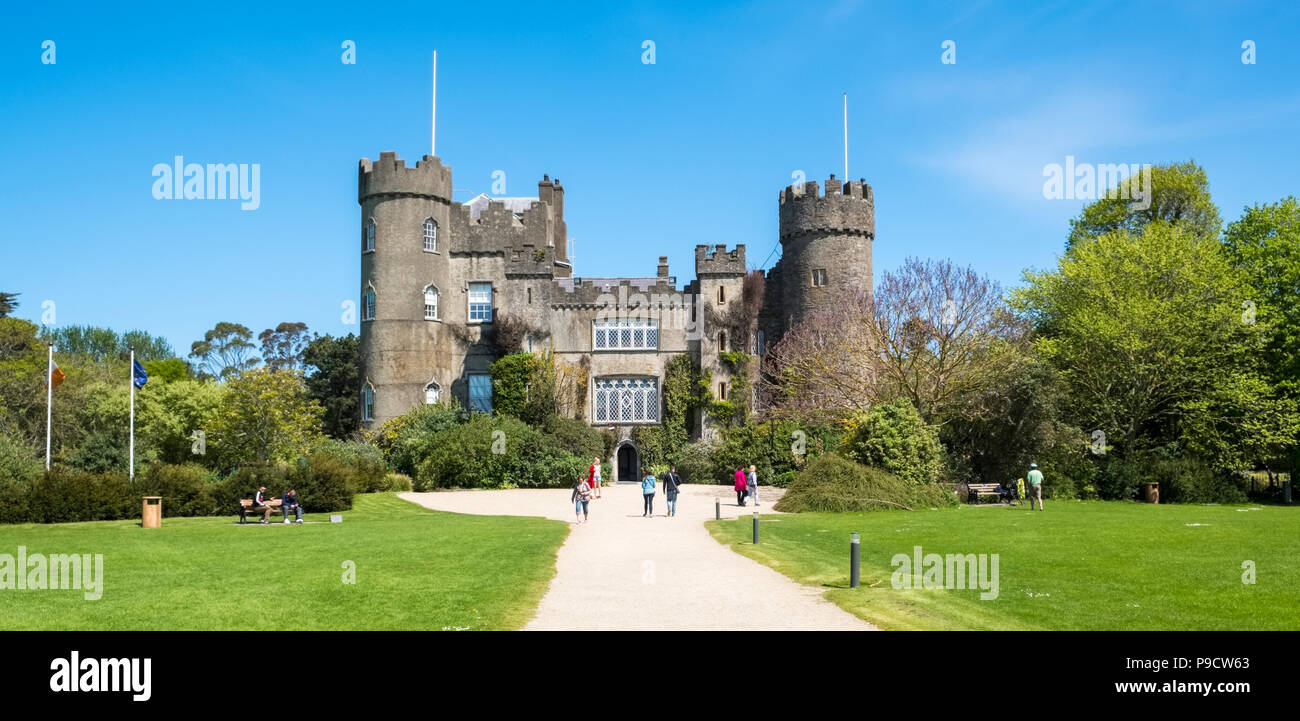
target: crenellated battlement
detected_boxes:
[358,151,453,204]
[694,244,747,276]
[778,174,875,242]
[448,197,555,254]
[549,275,687,309]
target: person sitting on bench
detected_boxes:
[281,488,303,524]
[252,485,273,524]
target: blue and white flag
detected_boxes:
[132,359,148,389]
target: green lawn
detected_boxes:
[708,501,1300,630]
[0,493,568,630]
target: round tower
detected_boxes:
[358,151,455,428]
[776,174,875,331]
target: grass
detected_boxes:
[707,500,1300,630]
[0,493,568,630]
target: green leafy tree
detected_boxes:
[189,322,260,380]
[1066,161,1222,249]
[139,379,226,465]
[209,368,324,467]
[1016,222,1295,469]
[143,357,191,383]
[259,322,311,371]
[40,325,174,363]
[0,292,19,318]
[302,333,360,439]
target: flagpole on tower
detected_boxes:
[436,50,441,157]
[45,343,53,470]
[129,347,135,480]
[843,93,849,180]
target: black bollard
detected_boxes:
[715,498,720,520]
[752,511,759,544]
[850,532,860,588]
[1285,479,1292,505]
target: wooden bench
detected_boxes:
[238,499,282,524]
[966,483,1007,504]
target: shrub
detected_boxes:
[287,454,360,512]
[0,477,31,523]
[774,455,914,513]
[413,415,590,490]
[1148,457,1247,504]
[380,472,413,492]
[676,439,718,484]
[0,433,42,484]
[372,403,466,476]
[311,438,386,492]
[26,469,135,523]
[843,401,942,487]
[772,469,799,488]
[137,463,219,517]
[543,415,608,461]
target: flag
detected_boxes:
[132,359,148,389]
[48,360,65,389]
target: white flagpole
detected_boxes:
[46,344,52,470]
[436,50,441,156]
[843,93,849,180]
[129,347,135,480]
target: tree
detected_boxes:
[0,292,18,318]
[40,325,174,363]
[302,333,359,439]
[209,368,324,467]
[1222,196,1300,473]
[143,357,191,383]
[1015,222,1296,469]
[139,379,225,465]
[1066,161,1222,249]
[259,322,311,371]
[762,258,1028,427]
[189,322,260,380]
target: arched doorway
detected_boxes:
[617,443,639,483]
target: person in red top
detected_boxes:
[588,457,602,499]
[734,467,748,507]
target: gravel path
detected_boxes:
[401,483,876,631]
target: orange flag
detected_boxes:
[49,360,65,389]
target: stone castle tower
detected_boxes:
[763,174,875,337]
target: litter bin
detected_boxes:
[142,496,162,528]
[1142,482,1159,504]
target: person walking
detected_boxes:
[734,467,748,506]
[662,465,682,517]
[1027,463,1044,511]
[588,456,603,499]
[747,464,759,507]
[641,471,657,517]
[572,476,593,524]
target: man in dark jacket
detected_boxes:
[281,488,303,524]
[663,465,683,517]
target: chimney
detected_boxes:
[657,256,669,278]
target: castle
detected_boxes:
[358,150,874,480]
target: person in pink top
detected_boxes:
[734,467,748,506]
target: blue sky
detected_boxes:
[2,0,1298,356]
